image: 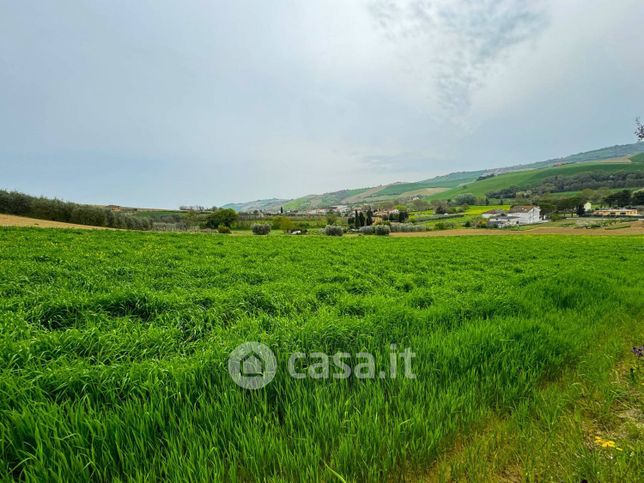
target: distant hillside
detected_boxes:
[223,142,644,211]
[222,198,290,212]
[424,155,644,201]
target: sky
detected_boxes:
[1,0,643,208]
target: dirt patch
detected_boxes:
[391,222,644,237]
[595,156,633,164]
[398,187,449,198]
[0,214,111,230]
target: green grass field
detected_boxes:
[0,228,642,481]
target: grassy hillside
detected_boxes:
[223,143,644,211]
[424,156,644,200]
[631,152,644,163]
[222,198,290,212]
[282,187,372,211]
[1,228,642,481]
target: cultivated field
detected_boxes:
[0,228,642,481]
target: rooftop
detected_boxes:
[509,205,537,213]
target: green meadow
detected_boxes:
[0,228,642,481]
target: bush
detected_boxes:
[272,216,295,232]
[251,223,271,235]
[374,225,390,236]
[205,208,238,229]
[434,222,456,231]
[323,225,344,236]
[217,224,231,234]
[469,217,488,229]
[359,226,374,235]
[389,223,425,233]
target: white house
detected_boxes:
[508,205,541,224]
[487,205,542,227]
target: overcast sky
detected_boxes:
[1,0,643,208]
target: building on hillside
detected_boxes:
[306,209,327,216]
[508,205,541,224]
[487,205,543,228]
[593,208,639,217]
[106,205,121,212]
[374,209,399,218]
[330,205,351,215]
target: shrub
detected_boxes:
[205,208,238,228]
[389,223,425,232]
[434,222,456,231]
[251,223,271,235]
[374,225,391,236]
[272,216,295,232]
[217,224,231,234]
[359,226,374,235]
[323,225,344,236]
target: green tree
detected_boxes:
[538,200,556,217]
[366,209,373,226]
[632,190,644,205]
[556,196,582,216]
[575,204,586,217]
[580,188,596,203]
[411,199,429,211]
[453,193,477,206]
[604,190,632,207]
[205,208,238,228]
[278,217,295,233]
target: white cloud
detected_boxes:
[368,0,549,112]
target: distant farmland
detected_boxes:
[423,156,644,200]
[1,228,642,481]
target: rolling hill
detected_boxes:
[223,143,644,211]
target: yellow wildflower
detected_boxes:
[594,436,623,451]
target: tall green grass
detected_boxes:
[0,228,642,481]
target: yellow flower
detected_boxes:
[594,436,623,451]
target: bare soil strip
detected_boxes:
[391,222,644,237]
[0,214,111,229]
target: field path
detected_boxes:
[0,214,111,229]
[391,221,644,237]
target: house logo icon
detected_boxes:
[228,342,277,389]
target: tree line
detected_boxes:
[0,190,152,230]
[537,189,643,218]
[486,171,644,199]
